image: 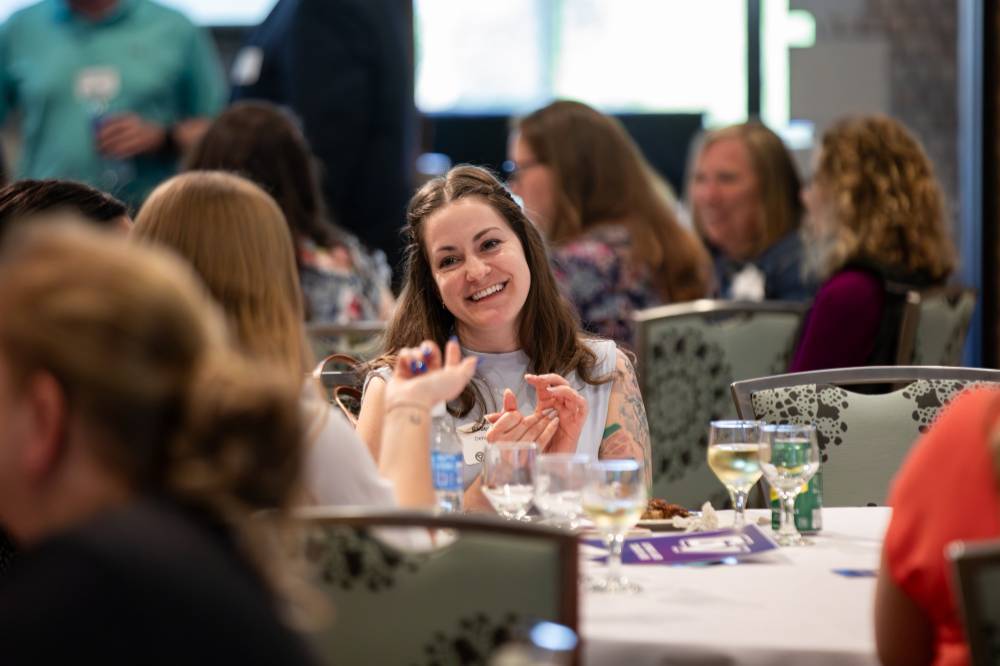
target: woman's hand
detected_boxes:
[384,339,476,409]
[525,374,587,454]
[483,389,559,446]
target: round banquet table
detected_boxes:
[581,507,892,665]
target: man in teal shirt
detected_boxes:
[0,0,226,208]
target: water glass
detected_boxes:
[582,459,647,593]
[707,420,764,529]
[533,453,590,529]
[758,424,820,546]
[482,442,537,520]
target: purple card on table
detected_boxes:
[583,524,779,566]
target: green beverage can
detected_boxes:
[770,469,823,533]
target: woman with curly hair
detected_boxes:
[790,115,956,371]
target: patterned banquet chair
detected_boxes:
[633,300,807,508]
[948,539,1000,666]
[731,366,1000,506]
[898,287,977,366]
[305,320,385,361]
[293,509,578,665]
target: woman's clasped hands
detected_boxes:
[484,373,587,453]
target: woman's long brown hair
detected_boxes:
[517,100,711,303]
[373,165,610,416]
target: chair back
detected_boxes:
[948,539,1000,666]
[294,509,578,665]
[306,320,385,360]
[633,299,807,507]
[731,366,1000,506]
[311,353,364,425]
[901,287,977,366]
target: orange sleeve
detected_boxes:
[883,388,1000,622]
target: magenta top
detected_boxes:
[789,269,885,372]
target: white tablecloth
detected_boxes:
[582,507,892,666]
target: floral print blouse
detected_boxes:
[550,224,663,349]
[298,235,392,324]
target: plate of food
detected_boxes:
[637,498,695,531]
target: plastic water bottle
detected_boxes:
[430,402,463,513]
[90,110,135,195]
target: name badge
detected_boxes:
[75,67,121,105]
[458,422,488,465]
[231,47,263,86]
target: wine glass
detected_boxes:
[758,424,820,546]
[707,420,763,529]
[482,442,537,520]
[582,459,647,593]
[533,453,590,529]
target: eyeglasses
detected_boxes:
[501,159,543,182]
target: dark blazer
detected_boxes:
[231,0,415,275]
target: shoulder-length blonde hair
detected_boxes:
[375,165,610,417]
[809,115,957,282]
[516,100,711,302]
[133,171,309,382]
[687,122,803,256]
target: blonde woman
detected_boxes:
[791,115,956,371]
[0,224,316,663]
[133,172,474,508]
[687,122,811,300]
[509,100,711,348]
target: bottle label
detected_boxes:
[770,470,823,533]
[431,451,463,491]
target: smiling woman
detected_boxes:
[687,122,811,301]
[358,166,652,510]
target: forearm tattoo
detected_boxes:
[599,352,652,483]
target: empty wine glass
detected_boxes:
[582,459,647,593]
[758,424,820,546]
[482,442,537,520]
[533,453,590,529]
[707,420,763,529]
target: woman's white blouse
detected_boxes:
[301,381,396,507]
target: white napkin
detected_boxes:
[672,502,720,532]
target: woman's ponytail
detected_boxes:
[165,352,303,518]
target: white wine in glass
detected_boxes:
[707,420,763,529]
[582,459,646,593]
